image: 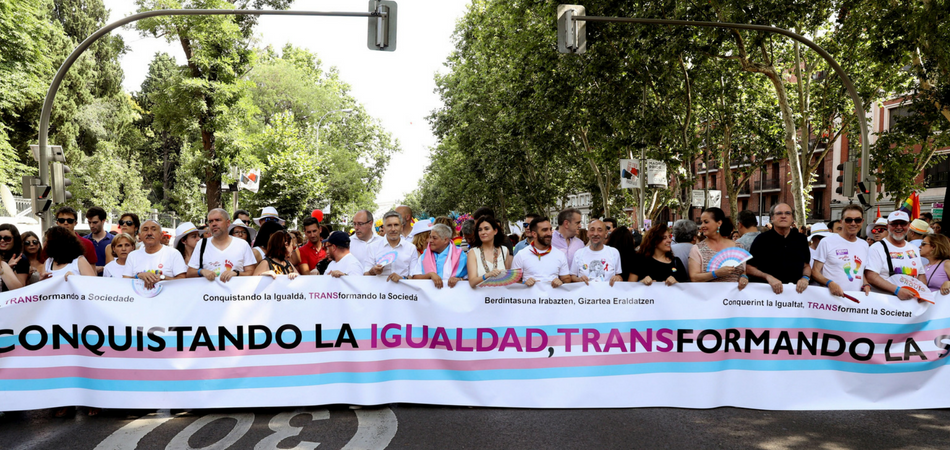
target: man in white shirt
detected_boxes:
[866,210,928,300]
[395,205,414,241]
[349,209,383,269]
[187,208,258,282]
[812,204,872,298]
[366,210,418,282]
[511,217,571,288]
[324,231,364,277]
[123,219,187,289]
[571,220,623,286]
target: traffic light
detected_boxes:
[557,5,587,54]
[32,184,52,215]
[857,180,872,208]
[367,1,397,52]
[835,161,855,197]
[51,162,72,204]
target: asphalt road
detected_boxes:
[2,405,950,449]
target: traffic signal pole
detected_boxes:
[36,4,395,230]
[557,7,874,225]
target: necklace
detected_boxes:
[480,246,499,273]
[530,243,551,260]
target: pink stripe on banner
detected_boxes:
[0,345,937,382]
[3,327,946,359]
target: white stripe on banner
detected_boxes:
[1,275,949,410]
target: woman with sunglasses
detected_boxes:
[20,231,44,284]
[103,214,142,268]
[253,230,299,279]
[0,224,28,290]
[920,234,950,296]
[0,223,24,291]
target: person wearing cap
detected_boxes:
[410,223,468,289]
[187,208,258,282]
[867,218,888,245]
[322,231,364,277]
[807,222,832,264]
[254,206,286,227]
[812,204,872,298]
[123,219,187,289]
[865,210,928,300]
[908,219,931,248]
[349,210,383,271]
[173,222,201,264]
[409,219,435,255]
[228,219,257,248]
[745,203,812,294]
[366,210,419,282]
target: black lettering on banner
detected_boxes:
[136,327,144,351]
[904,338,927,361]
[676,329,694,353]
[82,325,105,356]
[169,327,193,351]
[20,325,47,351]
[935,335,950,358]
[314,324,333,348]
[723,329,741,352]
[276,324,302,349]
[744,329,769,353]
[147,327,166,351]
[772,331,794,355]
[849,337,875,361]
[249,325,271,350]
[109,326,132,351]
[219,326,244,350]
[797,332,818,355]
[336,323,358,348]
[884,339,903,361]
[0,329,13,353]
[696,329,722,353]
[53,324,79,350]
[190,327,216,352]
[820,333,845,357]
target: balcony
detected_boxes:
[738,184,751,197]
[754,179,782,192]
[696,161,720,174]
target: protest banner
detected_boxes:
[1,275,948,411]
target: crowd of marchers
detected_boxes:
[1,202,947,300]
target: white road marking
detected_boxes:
[342,408,398,450]
[94,409,177,450]
[165,413,255,450]
[254,409,330,450]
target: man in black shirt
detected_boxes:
[746,203,812,294]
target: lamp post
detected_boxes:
[315,108,355,150]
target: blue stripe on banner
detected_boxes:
[4,357,950,392]
[3,317,950,349]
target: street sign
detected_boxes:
[692,190,721,208]
[646,160,667,188]
[934,203,944,221]
[620,159,639,189]
[557,5,586,54]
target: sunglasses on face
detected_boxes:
[890,221,908,227]
[0,235,12,242]
[262,217,279,223]
[873,227,887,233]
[57,218,76,224]
[843,217,863,224]
[119,220,135,226]
[25,240,39,246]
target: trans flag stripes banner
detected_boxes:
[2,275,949,411]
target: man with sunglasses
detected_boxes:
[50,206,97,266]
[746,204,812,294]
[349,210,382,271]
[867,218,888,245]
[866,210,928,300]
[812,204,872,298]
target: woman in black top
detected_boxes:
[253,230,299,280]
[636,223,689,286]
[606,226,642,281]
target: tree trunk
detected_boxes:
[180,33,222,210]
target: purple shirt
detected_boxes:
[552,229,585,270]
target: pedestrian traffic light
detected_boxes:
[857,180,872,208]
[51,162,72,204]
[557,5,587,54]
[32,184,52,215]
[835,161,855,197]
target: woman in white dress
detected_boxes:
[467,216,512,288]
[43,226,96,281]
